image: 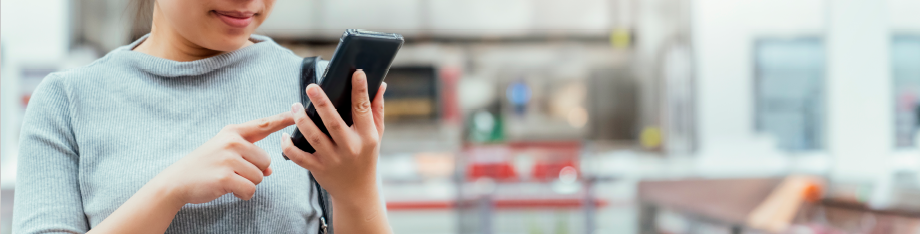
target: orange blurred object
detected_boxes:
[467,163,518,181]
[746,175,825,233]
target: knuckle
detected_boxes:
[354,100,372,114]
[257,117,272,129]
[246,185,257,197]
[295,113,310,124]
[218,171,235,184]
[315,99,331,109]
[362,138,378,149]
[220,155,238,167]
[240,187,255,200]
[347,145,363,156]
[327,121,344,131]
[307,134,324,145]
[225,138,245,150]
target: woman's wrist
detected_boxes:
[330,187,386,221]
[87,175,187,233]
[328,182,392,234]
[145,175,188,210]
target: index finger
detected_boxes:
[233,112,296,143]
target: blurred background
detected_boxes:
[3,0,920,233]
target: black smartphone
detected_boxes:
[288,29,404,155]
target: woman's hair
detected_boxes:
[129,0,154,41]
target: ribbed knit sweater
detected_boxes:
[13,35,325,233]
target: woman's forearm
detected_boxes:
[87,178,185,234]
[329,186,392,234]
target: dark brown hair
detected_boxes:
[129,0,154,41]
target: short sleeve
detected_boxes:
[12,74,90,233]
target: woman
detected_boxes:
[12,0,391,233]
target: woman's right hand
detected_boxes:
[150,112,295,205]
[88,113,295,234]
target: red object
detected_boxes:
[439,67,462,124]
[463,141,582,182]
[467,163,518,181]
[532,161,579,182]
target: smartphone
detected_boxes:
[288,29,404,154]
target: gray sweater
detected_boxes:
[13,35,324,233]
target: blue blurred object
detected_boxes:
[506,80,531,116]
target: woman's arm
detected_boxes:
[13,74,89,233]
[84,179,185,234]
[282,70,392,234]
[87,112,296,233]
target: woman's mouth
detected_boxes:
[213,10,255,28]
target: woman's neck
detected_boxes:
[133,6,253,62]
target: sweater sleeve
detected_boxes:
[13,73,90,233]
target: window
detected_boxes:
[892,35,920,148]
[754,38,825,151]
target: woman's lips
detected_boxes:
[213,10,254,28]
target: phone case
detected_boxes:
[287,29,404,154]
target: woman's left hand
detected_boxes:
[281,69,386,202]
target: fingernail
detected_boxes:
[282,132,290,139]
[307,84,319,97]
[291,103,298,114]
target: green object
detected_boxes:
[468,111,504,143]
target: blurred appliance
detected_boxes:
[588,67,639,141]
[500,72,591,141]
[383,66,440,122]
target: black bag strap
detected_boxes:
[293,56,333,234]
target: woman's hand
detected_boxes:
[152,112,295,204]
[89,113,294,234]
[282,70,386,199]
[281,70,392,233]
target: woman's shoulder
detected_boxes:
[37,51,114,88]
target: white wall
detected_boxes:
[0,0,70,64]
[826,0,892,182]
[0,0,71,188]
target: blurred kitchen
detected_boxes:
[4,0,920,233]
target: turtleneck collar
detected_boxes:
[110,34,279,77]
